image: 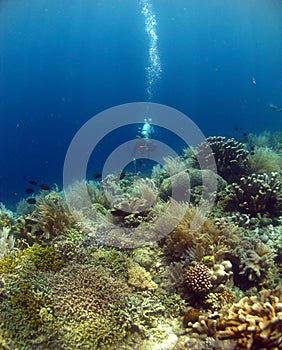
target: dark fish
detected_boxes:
[34,229,44,236]
[234,127,238,131]
[28,180,38,186]
[27,198,36,204]
[40,184,51,191]
[25,188,35,194]
[23,177,37,186]
[120,172,126,180]
[93,172,102,179]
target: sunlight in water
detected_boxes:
[140,0,162,100]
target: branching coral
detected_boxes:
[0,244,64,274]
[196,136,249,183]
[193,288,282,349]
[49,264,132,349]
[226,172,282,216]
[0,244,63,348]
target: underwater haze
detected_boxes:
[1,2,282,349]
[0,0,282,207]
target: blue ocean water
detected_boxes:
[0,0,281,208]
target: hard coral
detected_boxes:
[49,264,131,349]
[193,288,282,349]
[196,136,249,183]
[185,264,212,294]
[227,172,282,216]
[0,244,63,274]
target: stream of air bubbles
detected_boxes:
[140,0,162,100]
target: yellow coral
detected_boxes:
[0,244,63,274]
[127,262,157,290]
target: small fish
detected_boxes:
[93,172,102,179]
[23,177,37,186]
[25,188,35,194]
[28,180,38,186]
[269,104,278,110]
[40,184,51,191]
[27,198,36,204]
[234,127,238,132]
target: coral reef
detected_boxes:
[196,136,249,183]
[0,131,281,349]
[127,261,158,290]
[0,203,14,229]
[0,227,15,258]
[160,202,238,261]
[33,192,75,238]
[225,172,282,216]
[193,288,282,349]
[248,147,282,174]
[12,192,75,245]
[184,264,212,294]
[49,264,132,349]
[0,244,64,274]
[0,244,64,348]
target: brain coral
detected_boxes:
[49,264,131,349]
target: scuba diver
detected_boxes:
[132,118,156,165]
[136,118,155,139]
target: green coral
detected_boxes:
[0,244,64,348]
[48,264,132,349]
[0,250,24,274]
[0,244,64,274]
[10,291,50,328]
